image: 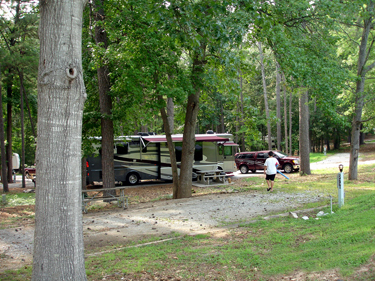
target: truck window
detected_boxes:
[245,153,254,159]
[257,153,268,159]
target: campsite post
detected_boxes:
[337,164,344,207]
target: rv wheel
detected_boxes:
[126,173,139,185]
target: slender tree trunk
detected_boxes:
[167,97,174,133]
[349,1,374,180]
[0,64,9,191]
[94,0,115,191]
[283,73,288,154]
[19,72,26,188]
[299,89,311,175]
[220,101,225,133]
[276,62,281,151]
[289,91,292,155]
[32,1,87,280]
[239,70,245,151]
[6,75,13,183]
[258,42,272,150]
[23,87,37,138]
[159,96,179,198]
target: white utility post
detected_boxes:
[337,164,344,207]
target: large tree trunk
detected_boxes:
[258,42,272,150]
[32,1,87,280]
[276,62,281,151]
[0,64,9,191]
[299,89,311,175]
[94,0,115,191]
[349,1,374,180]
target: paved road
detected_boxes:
[310,153,375,170]
[232,152,375,179]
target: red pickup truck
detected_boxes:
[235,150,300,174]
[24,167,36,179]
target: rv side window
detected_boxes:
[194,142,203,161]
[218,145,223,155]
[224,146,232,156]
[175,142,182,162]
[129,140,140,148]
[116,143,129,154]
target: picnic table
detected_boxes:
[81,186,128,213]
[196,170,227,185]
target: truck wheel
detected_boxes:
[284,164,293,173]
[240,165,249,174]
[126,173,139,185]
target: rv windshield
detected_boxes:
[274,151,288,158]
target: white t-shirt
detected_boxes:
[264,157,279,175]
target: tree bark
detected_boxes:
[19,71,26,188]
[282,73,288,154]
[258,42,272,150]
[0,63,9,191]
[32,1,87,280]
[289,91,292,155]
[159,96,179,198]
[94,0,115,191]
[276,61,281,151]
[6,74,13,183]
[349,1,374,180]
[167,97,174,133]
[178,48,205,198]
[299,89,311,175]
[239,70,245,151]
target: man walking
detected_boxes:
[264,151,279,192]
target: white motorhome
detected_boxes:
[86,133,238,185]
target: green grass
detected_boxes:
[0,192,35,207]
[1,164,375,280]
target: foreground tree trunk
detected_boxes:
[299,89,311,175]
[349,1,374,180]
[32,1,87,280]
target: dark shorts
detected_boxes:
[266,174,276,181]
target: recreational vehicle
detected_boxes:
[86,133,238,186]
